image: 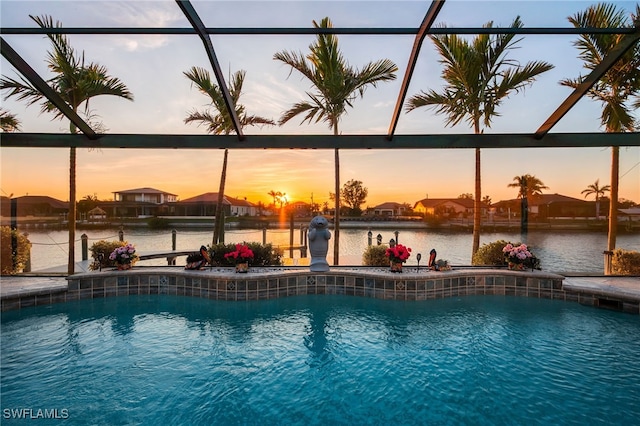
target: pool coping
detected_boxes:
[1,268,639,314]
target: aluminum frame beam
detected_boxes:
[388,0,445,139]
[2,132,638,150]
[535,28,640,138]
[175,0,244,140]
[1,27,634,36]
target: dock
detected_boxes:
[31,249,200,274]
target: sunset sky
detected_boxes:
[1,0,639,208]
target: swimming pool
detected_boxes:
[2,295,639,425]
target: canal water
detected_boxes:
[21,226,640,274]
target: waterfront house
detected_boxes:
[368,202,408,217]
[413,198,476,218]
[0,195,68,220]
[179,192,230,217]
[493,193,592,219]
[285,201,314,217]
[178,193,258,217]
[111,187,178,218]
[227,196,257,217]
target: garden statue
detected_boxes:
[308,215,331,272]
[428,249,437,270]
[185,245,211,270]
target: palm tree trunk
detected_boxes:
[333,147,340,265]
[67,146,76,275]
[472,147,481,257]
[606,146,619,274]
[333,121,340,265]
[521,196,528,237]
[521,176,528,237]
[213,148,229,245]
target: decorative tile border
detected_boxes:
[2,268,638,314]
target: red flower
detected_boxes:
[224,243,254,262]
[385,244,411,263]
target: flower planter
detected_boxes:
[235,262,249,273]
[390,261,403,273]
[386,244,411,273]
[503,243,540,271]
[508,262,525,271]
[110,243,138,271]
[225,244,254,274]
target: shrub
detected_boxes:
[472,240,510,266]
[0,226,31,274]
[611,249,640,275]
[147,217,170,229]
[207,242,283,266]
[362,245,389,266]
[89,240,130,270]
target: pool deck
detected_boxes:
[1,268,639,313]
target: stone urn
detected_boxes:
[308,215,331,272]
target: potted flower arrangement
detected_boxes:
[502,242,540,271]
[109,243,138,270]
[224,243,254,273]
[385,244,411,273]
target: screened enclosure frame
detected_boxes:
[1,0,639,150]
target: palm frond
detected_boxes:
[409,16,553,133]
[1,14,132,129]
[0,75,44,106]
[273,50,315,82]
[278,101,321,126]
[184,67,274,134]
[274,16,396,133]
[565,3,640,132]
[0,108,21,132]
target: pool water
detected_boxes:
[2,295,639,425]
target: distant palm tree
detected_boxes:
[277,193,287,210]
[267,190,282,208]
[581,179,611,220]
[274,16,397,264]
[184,67,275,244]
[0,109,20,132]
[0,15,133,275]
[508,174,548,199]
[406,16,554,260]
[561,3,640,268]
[508,174,548,234]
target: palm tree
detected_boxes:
[405,16,554,260]
[508,174,548,234]
[274,17,398,265]
[0,109,21,132]
[183,67,275,244]
[581,179,611,220]
[561,3,640,273]
[508,174,548,199]
[277,193,287,210]
[0,15,133,274]
[267,190,282,208]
